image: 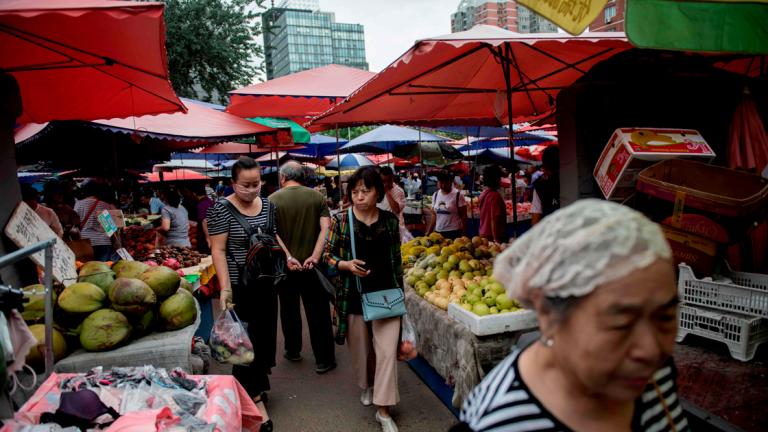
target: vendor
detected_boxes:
[426,170,467,240]
[157,187,191,248]
[453,200,687,432]
[21,184,64,238]
[478,165,506,243]
[530,146,559,225]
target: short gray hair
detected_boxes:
[279,160,305,184]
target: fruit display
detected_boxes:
[401,233,502,268]
[467,198,532,221]
[404,236,525,317]
[23,260,199,364]
[122,225,157,259]
[26,324,67,369]
[140,246,206,269]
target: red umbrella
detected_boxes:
[227,64,376,124]
[0,0,184,123]
[195,142,305,154]
[728,91,768,173]
[143,169,210,182]
[308,26,629,128]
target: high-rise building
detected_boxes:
[451,0,557,34]
[263,5,368,79]
[589,0,625,32]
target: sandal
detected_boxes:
[260,420,273,432]
[252,391,269,404]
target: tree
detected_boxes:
[164,0,266,102]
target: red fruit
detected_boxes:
[176,269,185,276]
[162,258,181,270]
[143,260,159,267]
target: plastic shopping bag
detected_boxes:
[209,310,255,365]
[397,314,418,361]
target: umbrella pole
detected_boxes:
[336,126,341,210]
[502,43,519,238]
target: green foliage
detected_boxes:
[164,0,266,102]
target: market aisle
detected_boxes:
[208,302,458,431]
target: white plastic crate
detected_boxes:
[678,263,768,318]
[677,303,768,362]
[447,303,538,336]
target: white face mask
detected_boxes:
[234,184,261,202]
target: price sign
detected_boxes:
[108,210,125,229]
[4,202,78,286]
[116,248,134,261]
[98,210,119,237]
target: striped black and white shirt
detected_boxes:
[207,197,275,286]
[455,349,689,432]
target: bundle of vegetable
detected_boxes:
[209,310,254,365]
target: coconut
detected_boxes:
[113,261,149,280]
[131,310,155,337]
[26,325,67,370]
[57,282,106,314]
[78,261,115,294]
[22,284,55,323]
[139,266,181,298]
[79,309,132,352]
[159,290,197,331]
[108,278,157,315]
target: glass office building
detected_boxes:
[263,7,368,79]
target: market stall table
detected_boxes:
[405,289,532,407]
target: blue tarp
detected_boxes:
[340,125,448,154]
[290,134,347,158]
[456,133,554,151]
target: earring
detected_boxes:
[540,336,554,347]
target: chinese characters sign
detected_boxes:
[518,0,607,35]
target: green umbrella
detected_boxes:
[626,0,768,54]
[247,117,311,144]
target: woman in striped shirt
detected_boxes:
[453,199,688,432]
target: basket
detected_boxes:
[636,159,768,219]
[677,303,768,362]
[678,263,768,318]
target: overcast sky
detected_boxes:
[320,0,457,71]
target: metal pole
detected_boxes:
[43,243,54,377]
[502,43,519,237]
[335,126,341,210]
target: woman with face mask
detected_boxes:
[207,156,293,432]
[452,199,688,432]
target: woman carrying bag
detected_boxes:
[325,166,405,432]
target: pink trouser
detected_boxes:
[347,314,401,407]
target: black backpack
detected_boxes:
[222,200,287,286]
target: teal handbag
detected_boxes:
[348,208,406,322]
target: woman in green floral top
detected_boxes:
[324,166,404,432]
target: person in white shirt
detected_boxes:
[426,170,467,240]
[21,184,63,238]
[377,167,405,226]
[404,172,422,199]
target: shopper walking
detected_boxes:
[269,161,336,372]
[478,165,507,243]
[325,166,403,432]
[453,200,688,432]
[157,187,191,248]
[530,145,560,225]
[208,156,292,432]
[74,182,119,262]
[377,167,405,226]
[426,170,467,240]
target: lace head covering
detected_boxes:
[493,199,671,307]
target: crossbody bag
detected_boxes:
[348,207,405,322]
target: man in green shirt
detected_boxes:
[269,161,335,373]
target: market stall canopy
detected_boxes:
[325,154,374,169]
[91,102,289,146]
[626,0,768,55]
[143,169,210,182]
[248,117,310,144]
[227,64,376,123]
[308,26,630,128]
[457,133,556,151]
[340,125,448,154]
[462,147,540,165]
[393,141,465,166]
[195,141,305,155]
[154,159,220,171]
[0,0,184,123]
[14,122,50,144]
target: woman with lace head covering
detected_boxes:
[452,199,688,432]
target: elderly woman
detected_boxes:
[453,199,687,432]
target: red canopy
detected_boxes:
[143,169,210,182]
[227,64,376,124]
[308,26,630,128]
[196,141,306,154]
[0,0,185,123]
[91,102,291,146]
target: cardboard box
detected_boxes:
[662,225,718,277]
[594,128,715,200]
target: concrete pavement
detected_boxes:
[209,303,457,431]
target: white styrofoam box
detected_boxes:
[677,303,768,362]
[448,303,538,336]
[678,263,768,318]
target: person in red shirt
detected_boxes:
[478,165,507,243]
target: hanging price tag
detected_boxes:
[116,248,134,261]
[98,210,119,237]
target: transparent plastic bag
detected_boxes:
[397,314,418,361]
[209,310,255,365]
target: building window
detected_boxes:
[604,5,617,23]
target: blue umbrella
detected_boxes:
[435,125,512,138]
[291,134,347,158]
[461,148,536,165]
[326,154,374,169]
[457,133,555,152]
[340,124,448,154]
